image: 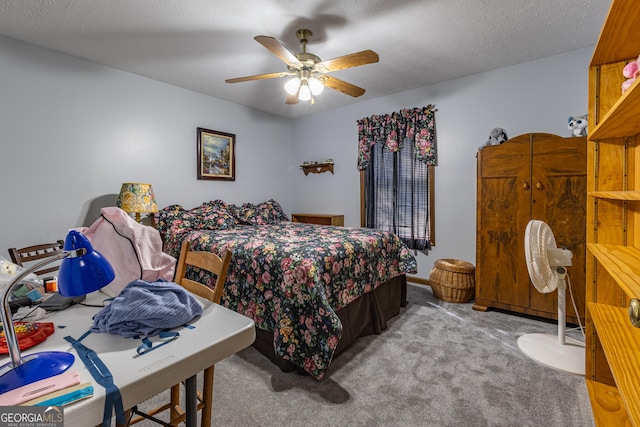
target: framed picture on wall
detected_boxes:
[197,127,236,181]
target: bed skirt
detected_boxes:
[252,274,408,374]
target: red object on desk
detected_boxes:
[0,322,55,353]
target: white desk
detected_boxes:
[0,292,255,426]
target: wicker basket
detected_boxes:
[429,259,476,303]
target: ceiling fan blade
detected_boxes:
[285,93,300,104]
[225,72,289,83]
[254,36,301,67]
[315,50,379,73]
[322,76,366,97]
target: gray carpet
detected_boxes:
[134,283,594,427]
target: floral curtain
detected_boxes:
[357,105,436,251]
[357,105,436,171]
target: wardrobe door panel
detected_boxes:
[530,136,587,318]
[476,138,530,308]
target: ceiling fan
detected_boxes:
[225,29,379,105]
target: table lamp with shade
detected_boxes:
[0,230,115,393]
[116,182,158,222]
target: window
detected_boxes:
[357,106,436,250]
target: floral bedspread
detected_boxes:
[162,221,417,380]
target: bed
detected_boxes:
[155,199,417,380]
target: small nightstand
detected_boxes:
[291,213,344,226]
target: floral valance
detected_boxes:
[357,105,436,170]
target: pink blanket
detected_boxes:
[76,207,176,296]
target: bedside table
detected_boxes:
[291,213,344,226]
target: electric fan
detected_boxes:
[517,219,585,375]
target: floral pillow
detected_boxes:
[228,199,288,225]
[227,203,267,225]
[202,199,228,209]
[154,204,201,236]
[156,199,286,233]
[226,204,243,223]
[195,200,238,230]
[257,199,289,222]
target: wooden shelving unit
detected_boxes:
[586,1,640,425]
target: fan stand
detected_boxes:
[517,268,585,376]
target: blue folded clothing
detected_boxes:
[91,280,203,338]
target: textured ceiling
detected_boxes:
[0,0,610,119]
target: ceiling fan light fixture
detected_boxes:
[284,77,301,95]
[299,82,312,101]
[308,77,324,95]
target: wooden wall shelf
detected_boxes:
[300,162,334,175]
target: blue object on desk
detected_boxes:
[26,288,43,302]
[33,384,94,407]
[64,332,126,426]
[0,230,115,394]
[0,353,76,395]
[58,231,115,297]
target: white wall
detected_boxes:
[290,47,592,278]
[0,36,293,252]
[0,33,591,279]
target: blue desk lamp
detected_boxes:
[0,230,115,393]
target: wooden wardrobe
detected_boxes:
[473,133,587,325]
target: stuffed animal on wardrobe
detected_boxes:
[478,127,508,150]
[567,114,588,137]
